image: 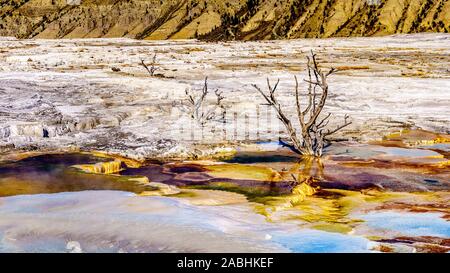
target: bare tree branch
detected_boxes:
[183,77,227,126]
[141,53,159,76]
[253,51,352,157]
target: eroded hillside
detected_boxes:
[0,0,448,40]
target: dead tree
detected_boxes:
[141,53,159,76]
[252,51,351,157]
[184,77,227,127]
[214,89,227,123]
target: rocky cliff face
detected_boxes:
[0,0,448,40]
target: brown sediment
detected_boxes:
[415,244,450,253]
[320,169,415,192]
[317,157,450,192]
[372,201,450,220]
[372,129,450,149]
[336,159,450,175]
[173,172,213,182]
[160,162,211,181]
[379,245,395,253]
[371,244,396,253]
[335,65,370,71]
[377,236,450,253]
[163,163,208,174]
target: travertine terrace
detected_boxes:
[0,33,449,159]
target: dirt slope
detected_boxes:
[0,0,448,40]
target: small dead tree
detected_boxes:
[252,51,351,157]
[141,53,159,76]
[183,77,227,127]
[214,88,227,123]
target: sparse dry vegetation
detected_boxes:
[141,53,159,76]
[182,77,227,127]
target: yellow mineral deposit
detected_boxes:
[75,159,123,174]
[290,183,317,206]
[255,187,450,235]
[88,151,144,168]
[205,164,282,182]
[381,129,450,147]
[249,157,325,219]
[253,182,318,222]
[280,157,324,182]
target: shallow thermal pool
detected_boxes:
[0,150,448,253]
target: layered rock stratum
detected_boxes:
[0,0,448,40]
